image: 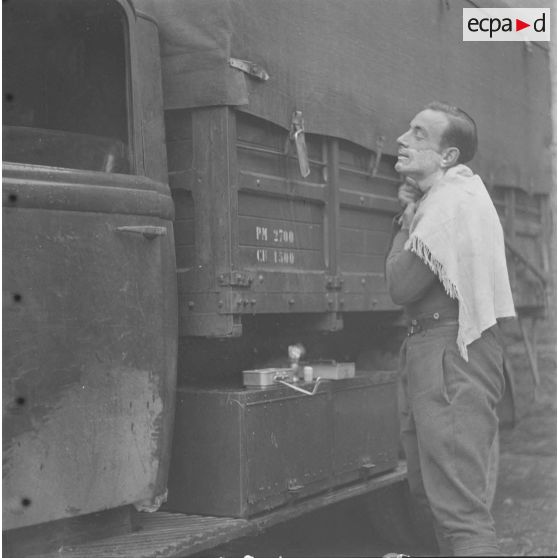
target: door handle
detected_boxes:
[115,226,167,240]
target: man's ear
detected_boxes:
[441,147,460,168]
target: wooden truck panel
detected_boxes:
[165,107,401,337]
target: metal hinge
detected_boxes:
[287,479,304,493]
[229,58,270,81]
[325,275,343,290]
[218,271,254,288]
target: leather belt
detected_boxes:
[407,313,458,336]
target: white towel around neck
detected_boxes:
[405,165,515,360]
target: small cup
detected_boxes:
[303,366,314,383]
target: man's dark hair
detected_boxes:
[425,101,478,164]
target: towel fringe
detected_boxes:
[406,235,460,300]
[406,234,470,361]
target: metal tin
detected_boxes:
[303,366,314,382]
[242,367,294,388]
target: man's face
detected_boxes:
[395,109,450,188]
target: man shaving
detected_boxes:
[386,102,515,556]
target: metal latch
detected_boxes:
[229,58,270,81]
[285,111,311,178]
[218,271,254,288]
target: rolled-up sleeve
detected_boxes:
[385,229,437,305]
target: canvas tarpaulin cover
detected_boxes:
[144,0,553,194]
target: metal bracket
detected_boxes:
[285,111,311,178]
[325,275,343,290]
[229,58,270,81]
[218,271,254,288]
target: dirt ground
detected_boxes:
[493,334,557,557]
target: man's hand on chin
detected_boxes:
[401,201,417,230]
[397,178,420,230]
[397,178,421,208]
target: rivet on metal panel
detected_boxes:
[243,299,249,306]
[256,179,261,187]
[258,275,264,283]
[288,299,295,305]
[218,300,224,308]
[250,299,256,305]
[187,301,195,309]
[360,196,365,205]
[372,299,378,306]
[361,278,366,285]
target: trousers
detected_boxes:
[399,323,505,556]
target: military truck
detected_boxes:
[3,0,552,556]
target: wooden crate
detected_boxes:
[165,372,399,518]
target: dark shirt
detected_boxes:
[386,228,458,320]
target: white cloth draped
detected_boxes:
[405,165,515,360]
